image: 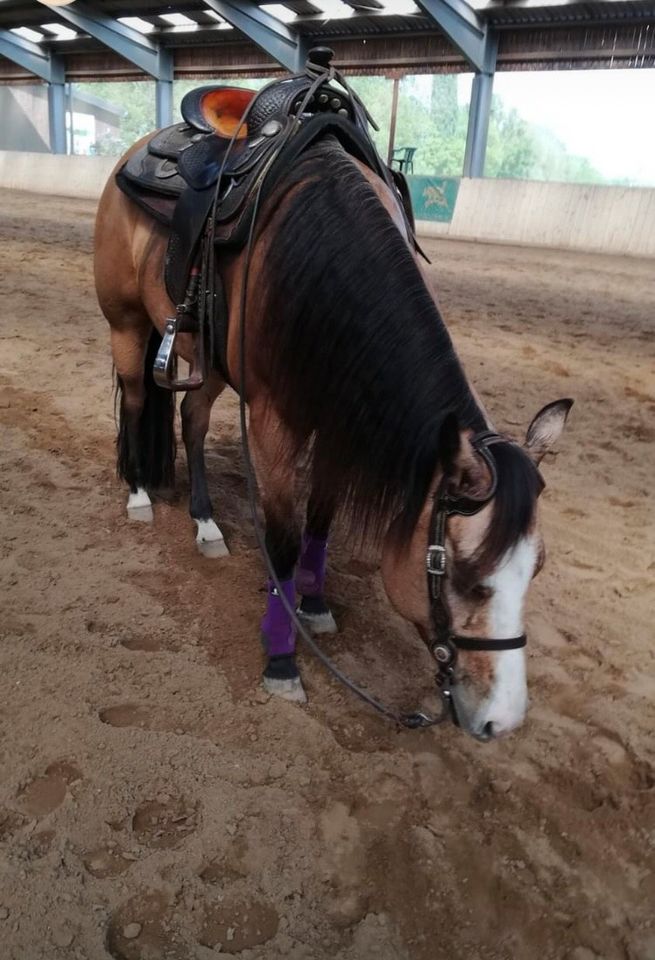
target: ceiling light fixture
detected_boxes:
[310,0,354,19]
[261,3,297,22]
[117,16,155,34]
[40,22,78,39]
[11,26,45,42]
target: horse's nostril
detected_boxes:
[482,721,495,739]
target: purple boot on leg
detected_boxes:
[296,533,337,635]
[261,579,306,702]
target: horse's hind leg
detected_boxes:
[181,371,229,558]
[297,490,338,634]
[112,320,176,521]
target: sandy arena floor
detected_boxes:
[0,187,654,960]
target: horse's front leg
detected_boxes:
[297,489,338,634]
[180,371,229,557]
[249,402,305,703]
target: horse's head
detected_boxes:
[381,399,572,741]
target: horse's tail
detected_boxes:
[116,327,176,489]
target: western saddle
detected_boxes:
[116,47,415,390]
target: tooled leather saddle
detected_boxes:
[115,47,416,390]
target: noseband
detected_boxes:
[407,431,529,728]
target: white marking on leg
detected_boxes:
[476,536,536,736]
[195,518,229,558]
[262,675,307,703]
[127,487,153,522]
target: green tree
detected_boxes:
[485,100,536,179]
[74,74,608,185]
[73,80,155,155]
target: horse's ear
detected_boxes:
[439,412,461,476]
[525,399,573,464]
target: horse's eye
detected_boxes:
[471,584,492,601]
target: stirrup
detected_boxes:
[152,314,205,391]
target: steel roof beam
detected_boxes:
[0,27,64,82]
[414,0,493,71]
[204,0,306,71]
[40,0,172,79]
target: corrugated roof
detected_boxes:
[481,0,655,26]
[1,0,653,37]
[0,0,653,78]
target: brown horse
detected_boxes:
[95,130,571,739]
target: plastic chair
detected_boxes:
[391,146,416,174]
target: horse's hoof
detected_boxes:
[197,537,229,558]
[127,488,153,523]
[297,609,338,635]
[195,518,229,558]
[127,504,154,522]
[262,675,307,703]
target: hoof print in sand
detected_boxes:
[17,761,82,817]
[199,852,248,885]
[198,898,279,953]
[26,829,56,860]
[120,633,171,653]
[84,846,134,878]
[329,716,394,754]
[99,705,155,730]
[132,798,198,849]
[106,891,183,960]
[0,807,26,841]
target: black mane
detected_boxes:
[259,137,538,554]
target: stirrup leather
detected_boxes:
[153,268,205,391]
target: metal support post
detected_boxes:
[462,30,497,178]
[462,70,493,178]
[156,78,173,129]
[48,81,67,154]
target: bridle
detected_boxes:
[416,430,534,729]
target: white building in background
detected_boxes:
[0,85,123,154]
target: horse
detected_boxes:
[95,116,571,740]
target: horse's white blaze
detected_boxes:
[476,536,536,735]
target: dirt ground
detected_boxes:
[0,186,654,960]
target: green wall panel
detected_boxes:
[407,175,460,223]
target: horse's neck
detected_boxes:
[351,157,411,244]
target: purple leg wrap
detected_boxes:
[296,533,328,597]
[261,579,296,656]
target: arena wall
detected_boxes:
[0,151,116,201]
[1,150,654,257]
[417,178,655,258]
